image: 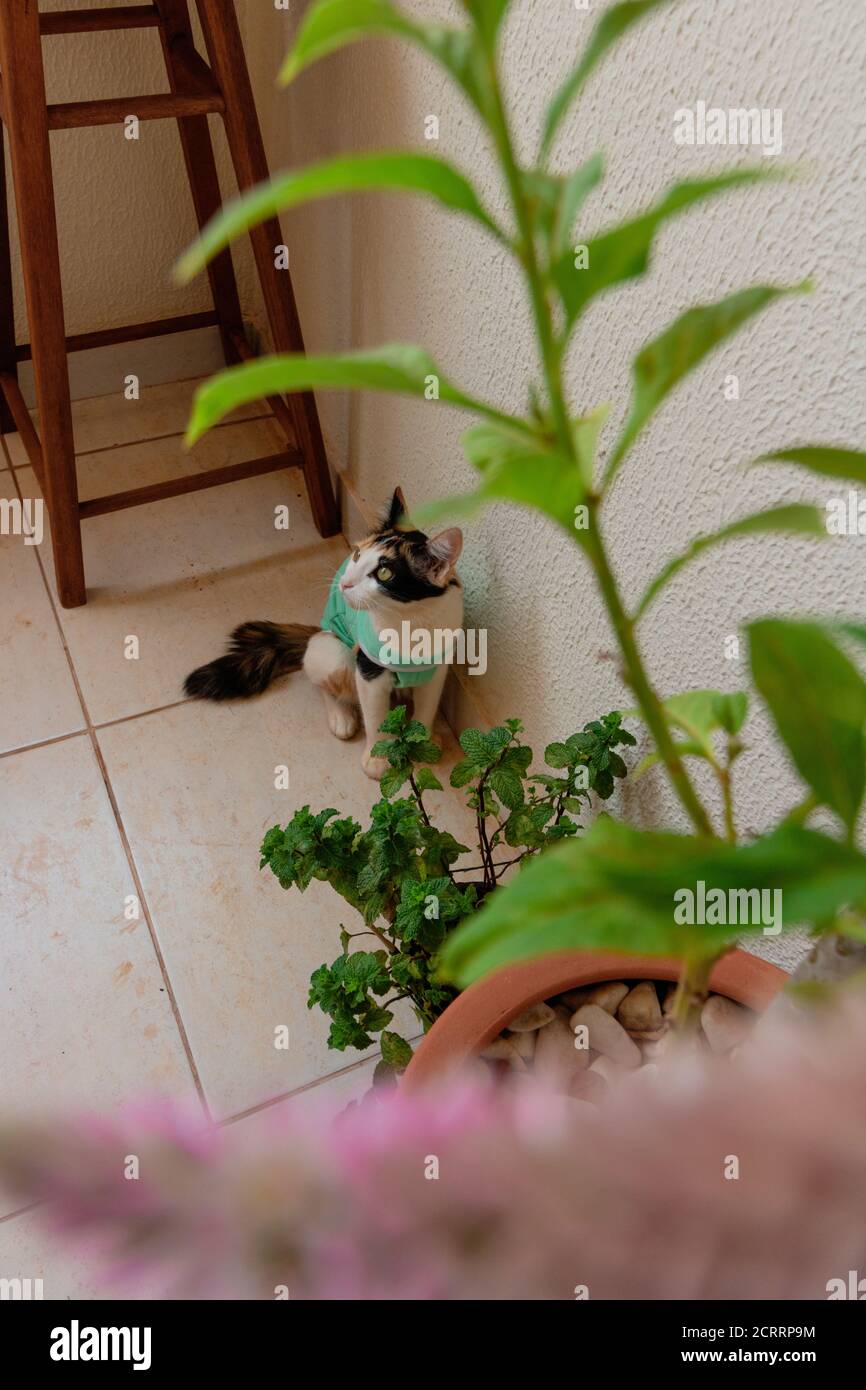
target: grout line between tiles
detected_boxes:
[0,1199,43,1227]
[95,699,191,733]
[0,701,192,762]
[4,448,212,1123]
[0,727,85,762]
[217,1044,423,1128]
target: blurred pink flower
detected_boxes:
[2,1000,866,1300]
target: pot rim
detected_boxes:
[402,947,788,1091]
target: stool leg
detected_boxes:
[0,3,85,607]
[0,124,18,435]
[155,0,244,368]
[194,0,340,539]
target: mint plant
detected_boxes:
[260,705,631,1075]
[184,0,866,1031]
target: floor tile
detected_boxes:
[0,1056,384,1302]
[0,471,84,754]
[0,1207,167,1302]
[0,737,198,1138]
[0,1210,107,1302]
[3,376,266,467]
[97,694,478,1120]
[19,417,345,724]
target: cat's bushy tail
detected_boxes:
[184,622,318,701]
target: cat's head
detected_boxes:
[339,490,462,610]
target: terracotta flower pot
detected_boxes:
[403,948,788,1091]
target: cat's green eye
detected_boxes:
[376,565,393,582]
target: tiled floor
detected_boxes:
[0,379,477,1297]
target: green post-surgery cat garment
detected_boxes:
[321,557,438,688]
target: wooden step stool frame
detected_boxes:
[0,0,339,609]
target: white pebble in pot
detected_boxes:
[507,1001,556,1032]
[701,995,752,1053]
[617,981,662,1034]
[584,981,629,1014]
[507,1029,537,1063]
[570,1003,641,1068]
[535,1008,589,1083]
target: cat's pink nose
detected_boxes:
[340,579,352,593]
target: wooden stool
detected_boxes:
[0,1,339,608]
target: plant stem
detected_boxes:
[485,58,572,454]
[476,780,497,887]
[585,517,717,838]
[367,919,397,955]
[719,769,737,844]
[484,47,719,843]
[670,954,717,1036]
[408,772,432,827]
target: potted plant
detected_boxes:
[260,704,635,1079]
[178,0,866,1083]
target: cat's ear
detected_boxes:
[380,488,406,532]
[426,528,463,583]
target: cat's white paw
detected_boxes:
[328,704,358,740]
[362,750,389,781]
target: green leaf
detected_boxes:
[628,689,749,761]
[281,0,496,126]
[593,769,614,799]
[540,0,674,160]
[328,1016,375,1051]
[458,727,492,766]
[379,1030,413,1071]
[440,816,866,986]
[554,154,605,259]
[634,504,824,619]
[755,445,866,485]
[411,740,442,765]
[378,705,409,734]
[712,691,749,736]
[552,170,789,334]
[573,401,611,490]
[604,282,810,487]
[749,620,866,834]
[364,1005,395,1033]
[280,0,417,83]
[462,0,510,45]
[186,344,528,445]
[544,741,571,768]
[414,767,444,793]
[449,758,477,789]
[415,420,590,540]
[524,154,603,260]
[380,766,410,798]
[176,152,504,282]
[489,766,524,809]
[634,738,708,779]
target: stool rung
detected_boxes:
[40,7,160,36]
[79,450,302,520]
[15,310,220,363]
[47,87,224,130]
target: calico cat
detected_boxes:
[183,491,463,779]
